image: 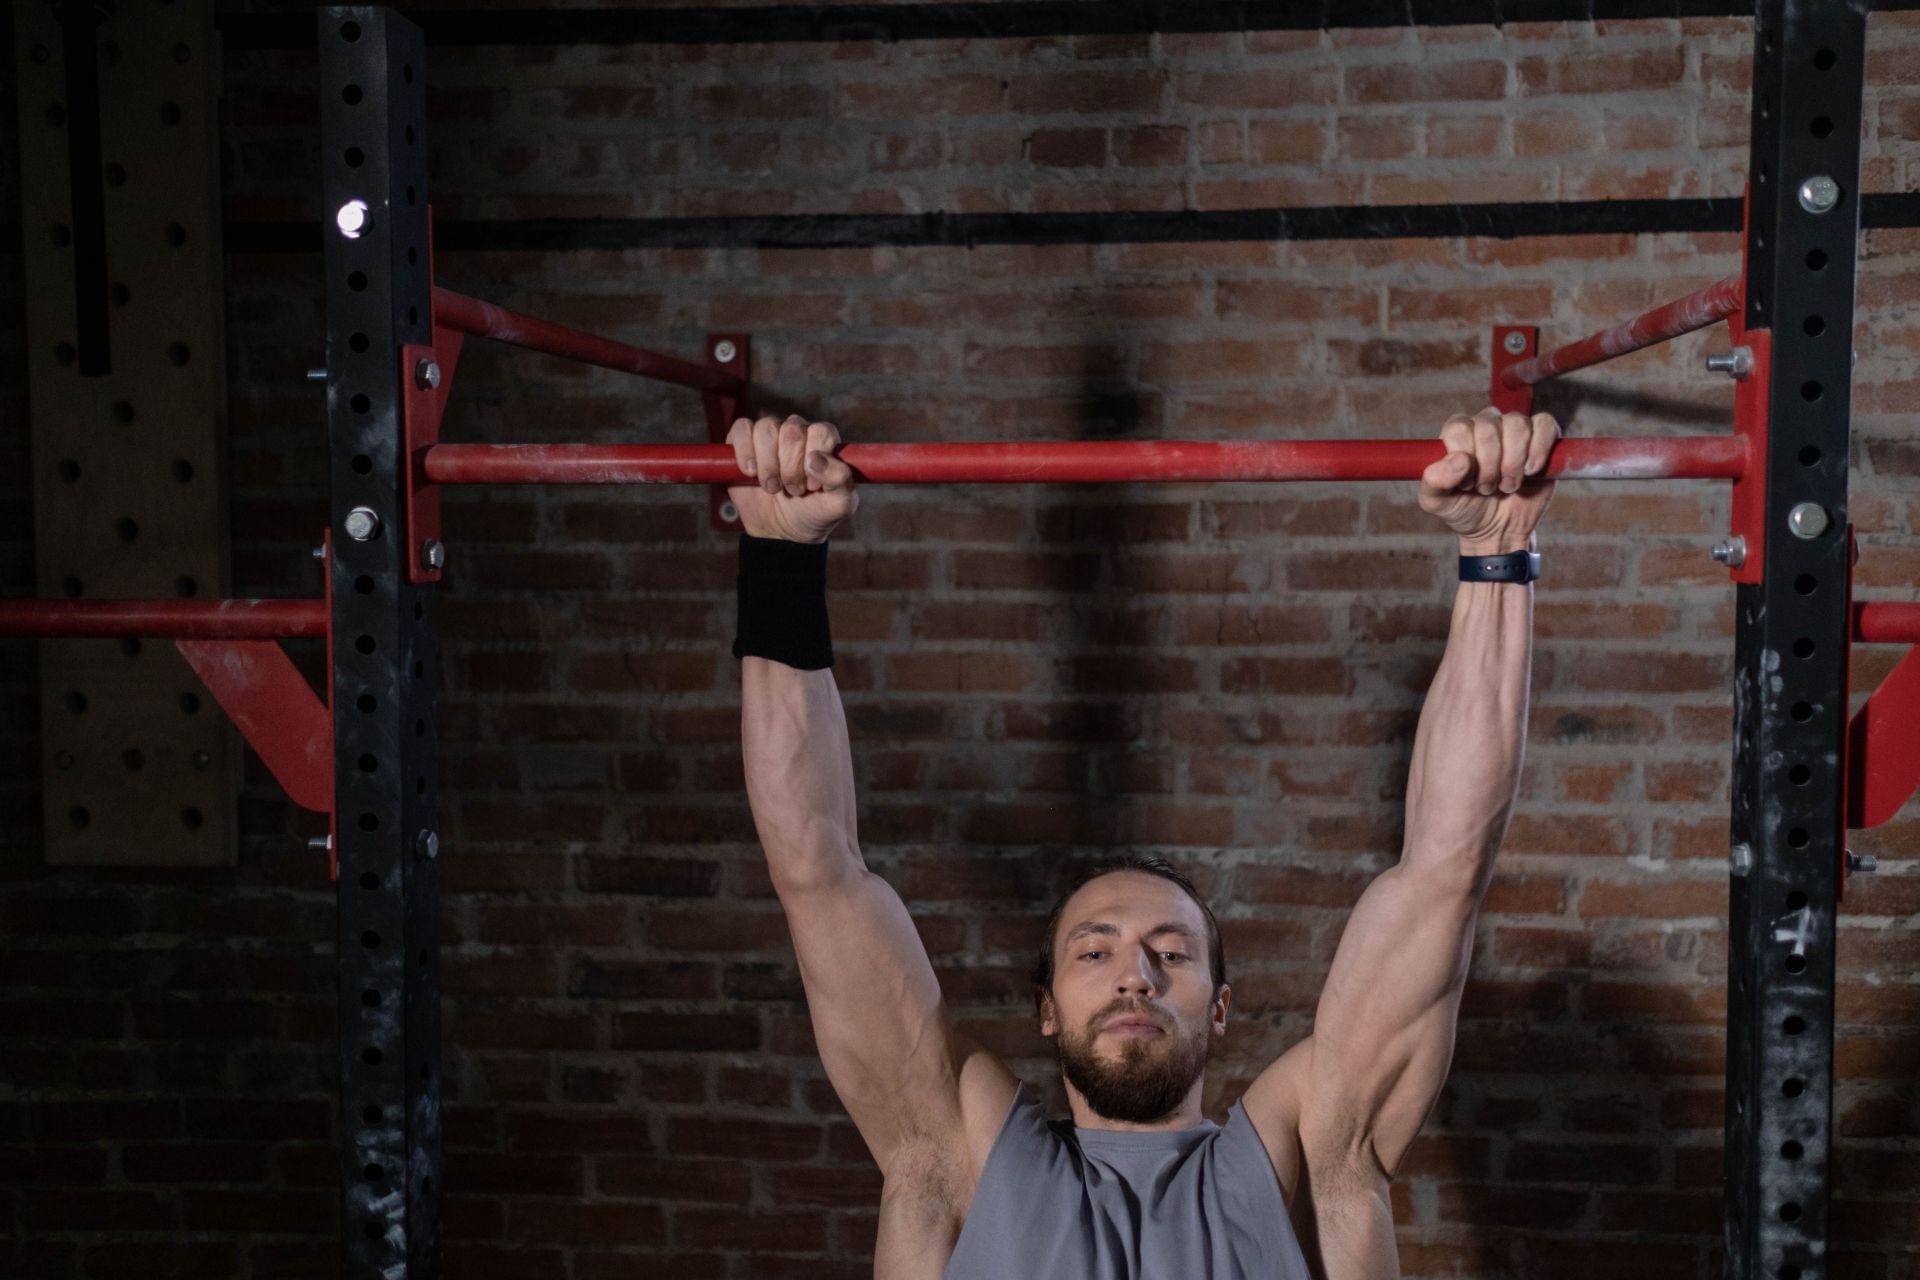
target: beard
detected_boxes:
[1055,999,1213,1125]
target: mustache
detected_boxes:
[1090,999,1168,1031]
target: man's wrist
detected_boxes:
[1458,532,1536,557]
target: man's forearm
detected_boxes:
[742,656,862,885]
[1398,565,1534,891]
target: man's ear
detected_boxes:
[1037,987,1058,1038]
[1210,983,1231,1035]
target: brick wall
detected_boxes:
[3,7,1918,1278]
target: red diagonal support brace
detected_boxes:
[176,639,332,814]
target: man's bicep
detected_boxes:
[1302,862,1478,1176]
[779,865,964,1171]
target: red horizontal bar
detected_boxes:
[1855,603,1920,645]
[0,599,327,639]
[1502,274,1744,390]
[423,436,1749,486]
[432,288,745,397]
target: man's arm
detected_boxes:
[1246,410,1558,1215]
[731,416,1011,1180]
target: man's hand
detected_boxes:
[726,414,858,544]
[1418,407,1561,555]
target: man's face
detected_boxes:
[1039,871,1229,1124]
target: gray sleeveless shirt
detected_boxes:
[942,1081,1314,1279]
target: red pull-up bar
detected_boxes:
[421,435,1749,487]
[0,599,327,639]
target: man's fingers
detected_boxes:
[1526,412,1560,477]
[778,416,808,497]
[1471,414,1501,497]
[752,416,782,493]
[1500,412,1530,493]
[727,417,757,478]
[809,451,854,494]
[1420,450,1473,501]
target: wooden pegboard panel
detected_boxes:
[14,0,235,866]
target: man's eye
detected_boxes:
[1081,951,1105,961]
[1162,953,1187,962]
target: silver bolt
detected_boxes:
[1710,535,1748,568]
[335,198,370,239]
[1848,851,1878,874]
[712,340,738,364]
[311,544,326,562]
[1502,331,1529,355]
[415,829,439,860]
[344,507,382,542]
[308,834,332,852]
[306,367,327,384]
[1730,842,1753,878]
[414,359,441,391]
[1787,503,1830,540]
[1704,347,1754,379]
[717,500,739,524]
[1798,175,1840,215]
[420,539,445,570]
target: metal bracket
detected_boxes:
[704,332,750,532]
[175,637,333,814]
[1724,185,1766,588]
[1488,325,1537,416]
[403,216,463,584]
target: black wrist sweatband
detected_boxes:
[733,534,834,670]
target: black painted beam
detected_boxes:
[222,192,1920,254]
[222,0,1920,49]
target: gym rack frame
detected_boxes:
[1,3,1913,1276]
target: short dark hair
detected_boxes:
[1031,854,1227,1014]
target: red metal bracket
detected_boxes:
[172,532,335,832]
[1489,326,1537,416]
[405,220,464,585]
[1724,186,1765,587]
[1847,549,1920,835]
[704,332,750,532]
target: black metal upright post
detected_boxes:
[318,8,443,1277]
[1725,4,1868,1278]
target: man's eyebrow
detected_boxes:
[1063,921,1198,946]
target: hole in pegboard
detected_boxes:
[1783,1015,1805,1035]
[362,1046,382,1066]
[346,147,365,168]
[47,104,67,127]
[1785,954,1807,974]
[355,635,376,654]
[65,691,88,714]
[1810,116,1833,138]
[358,812,379,832]
[362,1105,380,1124]
[1794,574,1817,596]
[357,754,379,774]
[348,271,368,292]
[1813,48,1836,70]
[351,394,371,414]
[1799,446,1820,467]
[168,343,191,366]
[119,638,140,658]
[55,342,76,366]
[110,283,130,307]
[349,332,370,353]
[111,401,135,425]
[172,459,194,482]
[357,693,377,714]
[122,748,146,770]
[341,21,361,41]
[68,806,90,829]
[360,923,379,941]
[51,224,72,248]
[1782,1140,1804,1160]
[351,454,373,475]
[354,575,375,595]
[180,807,203,831]
[175,576,198,598]
[1787,826,1809,847]
[61,576,84,598]
[164,223,187,247]
[115,518,139,542]
[343,85,363,105]
[179,692,200,714]
[58,459,80,483]
[1788,764,1810,785]
[1806,249,1827,271]
[172,43,191,64]
[1800,381,1823,402]
[160,102,182,126]
[1792,638,1814,658]
[105,163,126,188]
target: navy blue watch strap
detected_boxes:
[1458,549,1540,583]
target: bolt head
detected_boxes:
[718,500,739,524]
[312,544,327,561]
[415,829,439,860]
[335,199,370,240]
[1848,851,1878,874]
[1502,331,1529,355]
[344,507,381,542]
[1787,502,1830,540]
[308,834,333,852]
[1730,842,1753,877]
[1798,175,1840,214]
[420,539,445,570]
[1710,535,1747,568]
[306,367,328,384]
[713,340,738,364]
[414,359,441,391]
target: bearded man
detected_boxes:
[726,406,1559,1279]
